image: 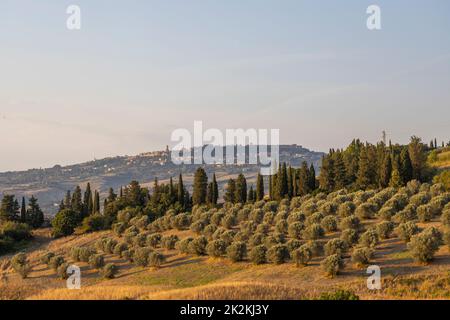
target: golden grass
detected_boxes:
[145,281,311,300]
[29,285,158,300]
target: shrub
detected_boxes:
[286,239,302,253]
[394,205,417,223]
[275,220,289,234]
[56,263,70,280]
[337,201,356,217]
[305,212,324,226]
[51,209,79,237]
[122,249,135,263]
[301,223,324,240]
[40,252,55,265]
[248,233,265,247]
[148,252,166,268]
[70,247,82,262]
[177,237,194,254]
[78,247,96,262]
[264,233,285,247]
[101,263,118,279]
[340,229,359,246]
[49,255,65,271]
[161,235,179,250]
[292,245,312,267]
[206,239,227,257]
[226,241,247,262]
[104,238,118,254]
[355,203,376,220]
[319,290,359,300]
[288,222,304,239]
[222,215,236,229]
[351,247,373,268]
[1,222,32,241]
[305,240,324,257]
[188,236,208,255]
[132,234,147,248]
[407,227,443,263]
[133,248,152,267]
[146,233,162,248]
[249,245,267,265]
[88,254,105,269]
[358,228,379,248]
[113,242,128,257]
[376,221,395,240]
[321,254,344,278]
[190,220,205,234]
[395,222,419,242]
[81,213,108,232]
[256,223,271,235]
[267,244,289,264]
[321,216,338,233]
[378,206,396,221]
[339,216,360,230]
[417,204,434,222]
[11,253,31,279]
[324,239,348,257]
[444,230,450,249]
[441,209,450,227]
[112,222,128,237]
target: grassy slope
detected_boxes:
[1,222,449,300]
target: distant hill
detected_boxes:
[0,144,324,216]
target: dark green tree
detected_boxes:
[192,168,208,205]
[235,174,247,204]
[0,195,20,222]
[298,162,310,196]
[20,197,26,223]
[256,173,265,201]
[27,196,44,228]
[224,179,236,203]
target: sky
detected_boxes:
[0,0,449,172]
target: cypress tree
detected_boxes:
[333,151,346,190]
[20,197,26,223]
[235,174,247,204]
[93,190,100,214]
[106,188,117,203]
[206,182,214,205]
[169,177,175,200]
[379,153,392,188]
[408,136,426,181]
[212,174,219,205]
[248,186,255,203]
[224,179,236,203]
[71,186,83,216]
[390,155,404,187]
[275,163,288,199]
[287,166,294,198]
[298,162,310,196]
[256,173,264,201]
[356,147,375,190]
[268,175,273,200]
[177,174,185,207]
[399,148,413,183]
[192,168,208,205]
[64,190,72,210]
[308,163,316,191]
[292,169,298,197]
[83,183,93,216]
[27,196,44,228]
[319,154,335,192]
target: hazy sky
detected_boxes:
[1,0,449,172]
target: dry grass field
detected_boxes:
[1,223,449,300]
